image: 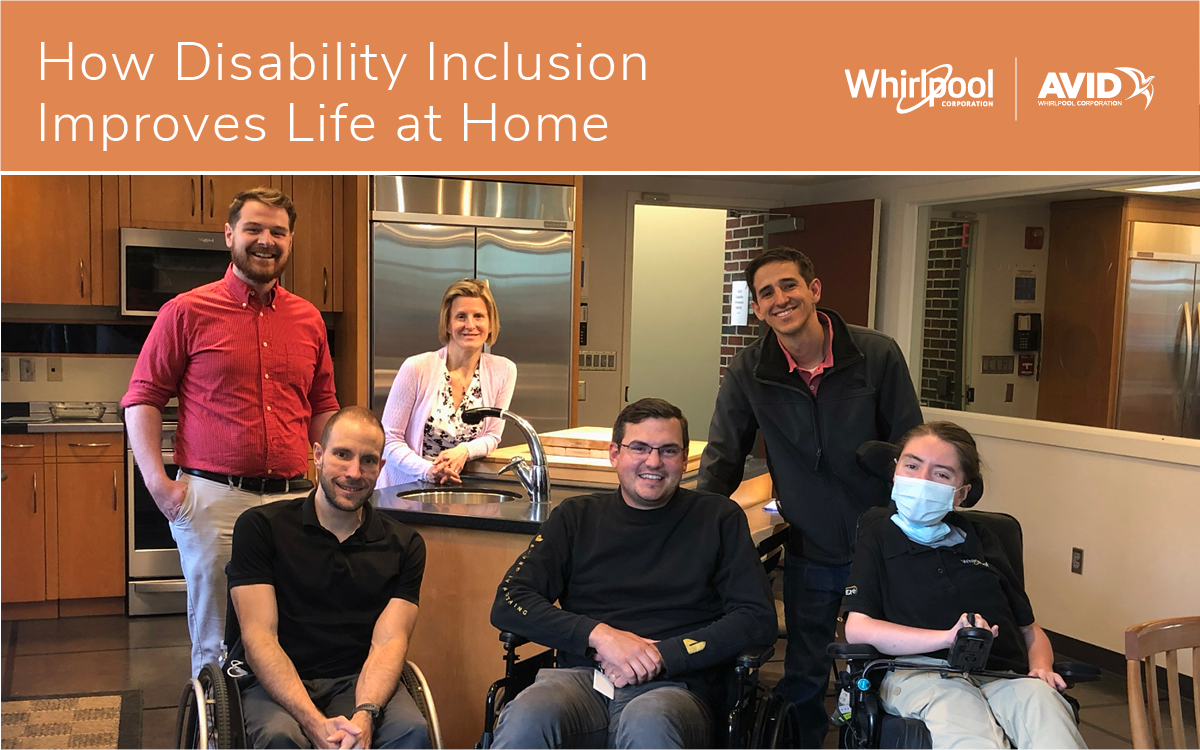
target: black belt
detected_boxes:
[181,467,313,494]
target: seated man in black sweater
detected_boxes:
[490,398,777,749]
[226,407,429,749]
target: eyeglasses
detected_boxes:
[619,442,684,459]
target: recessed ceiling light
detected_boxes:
[1128,181,1200,193]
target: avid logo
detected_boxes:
[1037,68,1154,109]
[844,64,994,113]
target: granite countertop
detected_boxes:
[374,459,776,537]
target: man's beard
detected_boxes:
[319,474,370,513]
[231,245,290,284]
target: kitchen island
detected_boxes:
[374,463,778,749]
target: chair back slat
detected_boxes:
[1125,617,1200,748]
[1166,650,1185,750]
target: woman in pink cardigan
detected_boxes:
[376,279,518,487]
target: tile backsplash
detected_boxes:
[0,356,137,403]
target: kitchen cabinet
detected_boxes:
[1,175,106,305]
[285,175,343,311]
[1,435,50,604]
[0,432,125,609]
[121,175,279,229]
[56,460,124,599]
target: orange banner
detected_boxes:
[2,1,1196,171]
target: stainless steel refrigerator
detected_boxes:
[370,177,575,441]
[1115,222,1200,438]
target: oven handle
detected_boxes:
[132,580,187,594]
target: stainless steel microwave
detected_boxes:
[120,227,229,316]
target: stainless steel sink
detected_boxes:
[395,488,522,504]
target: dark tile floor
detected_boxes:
[2,613,1193,749]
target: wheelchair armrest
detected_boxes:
[498,631,529,647]
[1054,661,1102,685]
[828,642,884,660]
[735,644,775,669]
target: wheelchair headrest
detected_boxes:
[856,440,984,508]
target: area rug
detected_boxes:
[0,690,141,749]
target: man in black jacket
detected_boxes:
[490,398,777,749]
[697,247,922,748]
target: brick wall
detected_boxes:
[720,212,768,379]
[920,221,968,408]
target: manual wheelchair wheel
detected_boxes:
[751,687,800,749]
[175,662,244,749]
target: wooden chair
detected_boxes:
[1126,616,1200,748]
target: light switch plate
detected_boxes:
[47,357,63,382]
[19,358,35,382]
[577,381,587,401]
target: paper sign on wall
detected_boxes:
[731,280,750,326]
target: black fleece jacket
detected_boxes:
[697,309,922,565]
[491,488,777,710]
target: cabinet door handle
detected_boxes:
[208,179,214,218]
[79,260,85,298]
[113,470,119,511]
[323,267,328,305]
[32,472,37,514]
[67,442,112,448]
[5,443,35,449]
[190,178,196,216]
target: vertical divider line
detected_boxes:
[1014,57,1019,121]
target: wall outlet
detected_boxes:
[1070,547,1084,575]
[46,357,64,382]
[1,357,8,382]
[18,358,36,382]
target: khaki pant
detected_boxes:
[880,657,1086,749]
[170,472,309,676]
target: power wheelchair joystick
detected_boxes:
[946,613,993,672]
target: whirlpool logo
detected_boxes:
[844,64,994,113]
[1037,68,1155,109]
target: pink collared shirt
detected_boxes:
[779,311,834,395]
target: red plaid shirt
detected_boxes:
[122,265,339,478]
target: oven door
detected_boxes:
[127,449,187,615]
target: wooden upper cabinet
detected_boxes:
[121,175,277,229]
[286,175,343,311]
[1,175,102,305]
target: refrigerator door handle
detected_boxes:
[1178,302,1194,390]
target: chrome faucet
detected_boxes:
[461,407,550,504]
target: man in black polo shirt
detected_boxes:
[226,406,428,749]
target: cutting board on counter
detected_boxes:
[467,426,705,482]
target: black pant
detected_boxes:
[777,554,852,749]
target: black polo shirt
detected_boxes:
[226,492,425,680]
[842,510,1034,673]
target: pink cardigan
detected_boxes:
[376,348,517,487]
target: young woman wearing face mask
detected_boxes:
[842,422,1086,749]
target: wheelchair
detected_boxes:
[176,602,444,749]
[825,441,1101,749]
[478,527,798,749]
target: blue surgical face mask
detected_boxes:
[891,475,957,526]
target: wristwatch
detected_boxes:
[354,703,382,726]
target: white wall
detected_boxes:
[628,205,727,431]
[0,356,135,402]
[927,407,1200,676]
[963,204,1051,419]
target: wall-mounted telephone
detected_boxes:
[1013,313,1042,352]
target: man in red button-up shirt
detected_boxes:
[123,187,339,675]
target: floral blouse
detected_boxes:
[421,362,485,459]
